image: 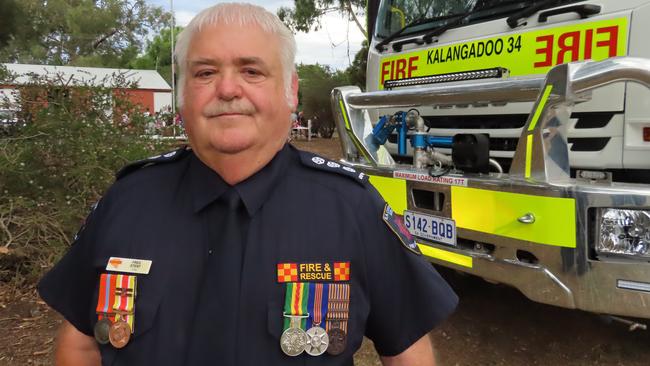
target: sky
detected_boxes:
[150,0,366,70]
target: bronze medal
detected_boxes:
[108,319,131,349]
[326,327,347,356]
[93,318,112,345]
[305,326,329,356]
[325,284,350,356]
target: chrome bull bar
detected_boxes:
[332,57,650,184]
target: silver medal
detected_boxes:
[280,314,309,356]
[280,327,308,356]
[305,326,329,356]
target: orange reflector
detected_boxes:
[644,127,650,142]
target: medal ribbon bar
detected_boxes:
[96,274,117,322]
[111,274,137,333]
[326,283,350,333]
[283,282,311,331]
[307,283,329,328]
[313,283,324,325]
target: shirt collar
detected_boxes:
[189,144,293,215]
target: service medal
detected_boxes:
[93,318,112,345]
[108,319,131,349]
[325,284,350,356]
[280,326,308,356]
[305,282,329,356]
[95,273,138,348]
[305,326,329,356]
[281,282,311,356]
[326,327,347,356]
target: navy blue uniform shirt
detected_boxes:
[38,144,458,365]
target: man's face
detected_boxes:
[181,23,297,159]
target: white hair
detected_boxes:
[174,3,296,109]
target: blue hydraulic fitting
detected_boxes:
[411,133,427,149]
[371,115,393,146]
[397,112,408,155]
[426,136,453,148]
[410,135,453,149]
[372,112,451,154]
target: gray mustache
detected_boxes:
[203,100,256,117]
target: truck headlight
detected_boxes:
[598,209,650,257]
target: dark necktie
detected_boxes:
[186,188,249,365]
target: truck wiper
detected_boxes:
[375,14,464,52]
[506,0,561,28]
[420,0,530,45]
[389,11,478,52]
[420,13,473,44]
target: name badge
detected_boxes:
[106,257,152,275]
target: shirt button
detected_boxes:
[208,249,213,255]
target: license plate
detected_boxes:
[404,210,456,246]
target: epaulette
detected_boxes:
[298,150,368,186]
[116,146,190,180]
[72,200,100,243]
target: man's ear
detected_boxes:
[290,72,299,110]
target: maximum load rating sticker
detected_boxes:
[378,17,628,89]
[394,171,468,186]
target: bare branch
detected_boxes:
[343,0,367,40]
[1,202,14,248]
[92,28,119,50]
[3,132,48,142]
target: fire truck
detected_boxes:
[332,0,650,325]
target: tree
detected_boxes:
[279,0,370,83]
[278,0,367,40]
[297,63,349,138]
[345,40,368,89]
[0,0,170,68]
[130,26,182,85]
[0,0,23,49]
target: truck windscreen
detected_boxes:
[374,0,585,40]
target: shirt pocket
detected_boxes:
[267,300,283,340]
[266,298,360,366]
[97,272,166,366]
[267,300,313,365]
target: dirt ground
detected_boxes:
[2,136,650,365]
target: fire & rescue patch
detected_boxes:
[277,262,350,283]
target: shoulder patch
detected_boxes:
[116,146,190,180]
[298,150,368,185]
[382,204,421,255]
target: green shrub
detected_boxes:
[0,69,178,285]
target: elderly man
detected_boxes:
[38,3,457,365]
